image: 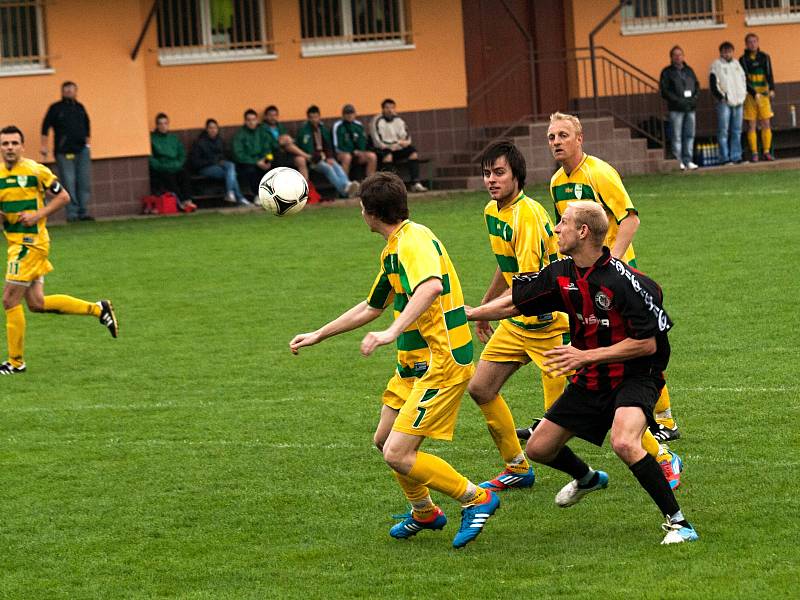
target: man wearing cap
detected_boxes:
[333,104,377,179]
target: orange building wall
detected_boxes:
[142,0,468,130]
[0,1,151,160]
[567,0,800,93]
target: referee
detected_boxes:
[466,201,698,545]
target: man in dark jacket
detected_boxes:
[149,113,197,211]
[232,109,274,202]
[296,105,358,198]
[333,104,377,178]
[40,81,94,221]
[659,47,699,170]
[190,119,247,205]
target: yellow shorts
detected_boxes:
[743,94,773,121]
[480,320,568,367]
[6,243,52,286]
[392,379,469,441]
[382,372,415,411]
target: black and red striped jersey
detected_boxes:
[511,247,672,391]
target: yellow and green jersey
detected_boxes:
[366,220,474,388]
[0,158,56,251]
[551,153,638,267]
[741,50,774,96]
[484,191,569,338]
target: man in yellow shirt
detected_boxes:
[290,172,499,549]
[0,126,118,374]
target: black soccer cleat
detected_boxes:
[650,422,681,442]
[0,361,26,375]
[516,418,542,441]
[98,300,119,338]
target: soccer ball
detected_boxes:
[258,167,309,216]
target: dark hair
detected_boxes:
[306,105,320,116]
[205,118,218,128]
[265,105,278,114]
[745,32,758,43]
[360,172,408,224]
[719,41,734,52]
[669,45,682,57]
[155,112,168,123]
[480,139,527,189]
[244,108,258,119]
[0,125,24,143]
[381,98,396,108]
[61,81,77,89]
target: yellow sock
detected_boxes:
[44,295,100,317]
[642,429,660,459]
[747,131,758,154]
[654,386,675,428]
[542,372,567,411]
[5,304,25,367]
[761,128,772,154]
[478,395,529,472]
[407,451,470,502]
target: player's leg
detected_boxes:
[611,378,697,543]
[517,332,569,440]
[2,279,29,373]
[744,96,759,160]
[363,151,377,176]
[759,112,773,161]
[336,152,352,176]
[651,384,680,441]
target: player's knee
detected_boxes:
[373,431,387,452]
[382,444,404,470]
[609,434,639,461]
[467,380,492,404]
[525,436,555,463]
[27,298,45,312]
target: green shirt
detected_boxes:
[232,125,276,165]
[149,131,186,173]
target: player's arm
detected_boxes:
[360,277,442,356]
[18,181,69,227]
[542,337,656,378]
[290,300,384,354]
[467,288,518,322]
[474,267,508,342]
[612,211,640,260]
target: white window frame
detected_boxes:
[0,0,53,78]
[157,0,276,66]
[301,0,414,58]
[745,0,800,25]
[621,0,726,35]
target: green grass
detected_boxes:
[1,170,798,598]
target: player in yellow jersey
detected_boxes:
[740,33,776,162]
[0,126,117,375]
[466,140,567,491]
[290,172,499,548]
[545,113,683,485]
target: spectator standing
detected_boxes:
[232,108,274,202]
[296,105,359,198]
[263,105,311,178]
[149,113,197,212]
[371,99,427,191]
[710,42,747,165]
[190,118,248,205]
[740,33,775,161]
[40,81,94,222]
[659,47,699,170]
[333,104,377,179]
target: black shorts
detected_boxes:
[271,149,296,169]
[543,375,663,446]
[377,146,417,161]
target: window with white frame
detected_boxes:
[299,0,413,57]
[0,0,50,76]
[745,0,800,24]
[156,0,275,65]
[621,0,724,34]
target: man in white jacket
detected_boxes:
[710,41,747,164]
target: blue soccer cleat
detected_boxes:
[661,519,699,544]
[452,490,500,549]
[389,507,447,539]
[555,470,609,507]
[658,446,683,490]
[479,466,536,491]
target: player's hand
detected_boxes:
[542,344,586,377]
[360,330,395,357]
[475,320,494,344]
[289,332,320,354]
[17,211,39,227]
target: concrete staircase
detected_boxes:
[433,117,675,190]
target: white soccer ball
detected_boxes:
[258,167,309,216]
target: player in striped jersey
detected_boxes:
[740,33,775,162]
[0,126,117,375]
[467,140,568,491]
[290,172,499,548]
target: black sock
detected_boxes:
[629,454,680,517]
[409,159,420,182]
[543,446,590,480]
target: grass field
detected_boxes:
[1,170,798,599]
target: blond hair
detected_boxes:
[549,111,583,136]
[568,201,608,244]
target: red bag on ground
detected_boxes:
[141,193,179,215]
[307,181,322,205]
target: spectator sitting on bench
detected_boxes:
[296,105,359,198]
[149,113,197,212]
[370,98,427,192]
[263,105,311,179]
[333,104,377,179]
[232,108,274,204]
[190,118,248,205]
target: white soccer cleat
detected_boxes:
[555,470,609,507]
[661,518,699,544]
